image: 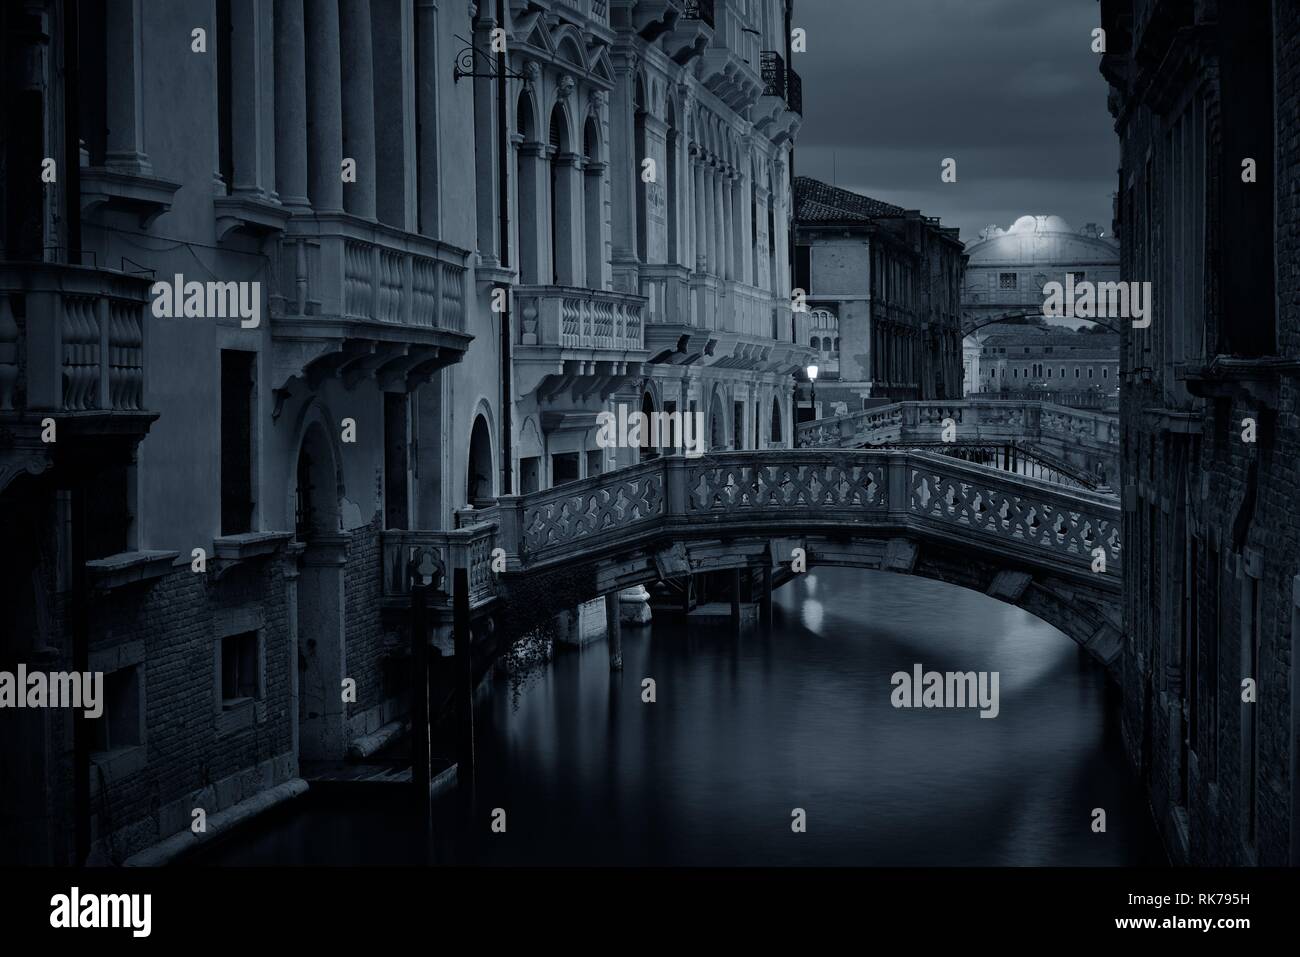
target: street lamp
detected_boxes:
[806,364,818,417]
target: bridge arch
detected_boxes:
[488,450,1124,677]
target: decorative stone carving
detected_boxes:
[556,74,575,100]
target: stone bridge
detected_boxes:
[796,399,1120,488]
[387,445,1125,675]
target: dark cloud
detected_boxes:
[792,0,1117,242]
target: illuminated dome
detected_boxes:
[965,214,1117,264]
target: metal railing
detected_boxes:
[683,0,715,28]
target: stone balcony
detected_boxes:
[512,284,650,400]
[0,261,158,492]
[698,0,762,110]
[268,212,474,398]
[638,266,807,375]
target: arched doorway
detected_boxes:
[583,116,603,288]
[467,414,494,509]
[548,104,574,285]
[639,391,658,462]
[295,419,348,763]
[515,91,540,284]
[709,389,727,451]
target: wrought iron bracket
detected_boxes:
[453,35,528,83]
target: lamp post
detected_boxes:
[807,364,818,418]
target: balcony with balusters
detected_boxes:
[697,0,762,111]
[267,212,474,397]
[511,285,651,401]
[0,261,158,494]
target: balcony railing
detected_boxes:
[683,0,715,28]
[381,523,499,607]
[0,262,151,414]
[554,0,609,27]
[274,212,468,331]
[761,50,786,99]
[786,67,802,115]
[515,285,646,352]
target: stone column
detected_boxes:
[584,159,607,289]
[339,0,377,219]
[739,166,754,285]
[467,9,498,252]
[275,0,311,211]
[609,54,639,262]
[103,0,151,173]
[230,0,269,197]
[717,161,728,280]
[305,0,344,213]
[692,152,707,272]
[723,167,736,281]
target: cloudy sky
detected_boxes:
[792,0,1117,244]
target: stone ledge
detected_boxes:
[123,777,309,867]
[86,550,180,591]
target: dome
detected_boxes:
[1008,214,1072,234]
[965,214,1118,263]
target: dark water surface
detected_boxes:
[194,568,1166,866]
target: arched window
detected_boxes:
[834,337,840,353]
[515,92,539,284]
[639,392,658,462]
[548,104,574,285]
[634,76,648,263]
[583,117,603,289]
[770,395,783,445]
[467,414,495,509]
[811,336,821,351]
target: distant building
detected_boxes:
[973,326,1119,405]
[793,178,966,411]
[963,215,1120,331]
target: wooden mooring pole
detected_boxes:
[606,592,623,671]
[453,568,475,859]
[409,580,433,860]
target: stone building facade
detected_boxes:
[0,0,488,865]
[972,327,1120,404]
[792,177,965,411]
[0,0,808,864]
[1100,0,1300,864]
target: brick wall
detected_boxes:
[85,556,293,864]
[1112,0,1300,865]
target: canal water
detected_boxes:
[193,567,1166,866]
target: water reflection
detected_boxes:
[195,567,1165,866]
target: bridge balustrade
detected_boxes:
[488,449,1121,583]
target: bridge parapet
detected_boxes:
[797,400,1118,456]
[381,522,499,607]
[491,449,1121,584]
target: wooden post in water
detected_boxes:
[681,573,692,618]
[453,568,475,855]
[731,568,742,631]
[606,591,623,671]
[409,580,433,857]
[760,563,773,633]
